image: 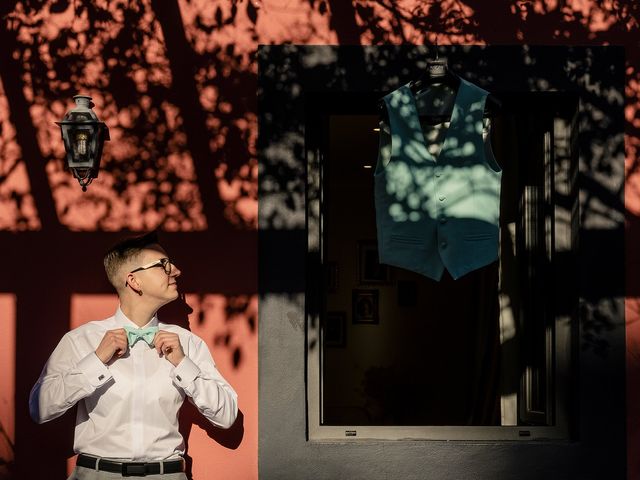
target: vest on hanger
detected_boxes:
[374,78,502,281]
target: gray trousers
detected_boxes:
[67,466,188,480]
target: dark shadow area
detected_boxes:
[259,42,624,345]
[160,291,256,370]
[159,293,194,331]
[259,44,626,479]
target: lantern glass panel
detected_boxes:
[74,131,89,157]
[66,126,97,168]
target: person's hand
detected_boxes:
[95,329,128,364]
[154,331,185,366]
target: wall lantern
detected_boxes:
[56,95,110,191]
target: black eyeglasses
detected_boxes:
[125,258,172,287]
[131,257,172,275]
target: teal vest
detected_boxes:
[374,78,502,280]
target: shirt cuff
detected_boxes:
[171,356,200,389]
[77,352,112,388]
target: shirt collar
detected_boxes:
[114,306,159,329]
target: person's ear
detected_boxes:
[126,273,143,296]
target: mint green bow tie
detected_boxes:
[123,326,159,347]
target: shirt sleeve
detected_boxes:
[170,334,238,429]
[29,332,112,424]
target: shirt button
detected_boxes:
[176,375,182,381]
[435,170,442,178]
[98,375,104,381]
[441,241,447,249]
[439,195,446,201]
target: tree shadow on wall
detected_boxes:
[0,0,258,231]
[259,43,626,357]
[159,294,245,480]
[179,406,245,480]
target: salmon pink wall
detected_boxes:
[0,294,15,479]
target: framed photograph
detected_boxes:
[352,289,379,325]
[324,312,346,347]
[358,241,390,284]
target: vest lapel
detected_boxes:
[402,80,466,164]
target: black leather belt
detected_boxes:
[77,453,184,477]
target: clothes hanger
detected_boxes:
[377,46,502,118]
[409,48,460,97]
[376,53,458,115]
[410,45,502,119]
[408,50,461,124]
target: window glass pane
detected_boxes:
[316,94,576,427]
[321,114,502,426]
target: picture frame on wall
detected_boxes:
[352,289,379,324]
[358,241,390,284]
[324,312,346,347]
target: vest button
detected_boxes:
[439,195,446,201]
[439,216,447,224]
[440,241,447,249]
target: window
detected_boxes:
[306,90,577,440]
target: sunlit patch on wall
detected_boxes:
[209,113,258,229]
[561,0,618,33]
[366,0,481,44]
[42,93,208,231]
[70,294,119,330]
[179,0,265,54]
[0,294,16,477]
[0,81,41,231]
[6,1,207,232]
[182,293,258,480]
[215,154,258,229]
[10,0,259,232]
[625,65,640,215]
[177,0,260,229]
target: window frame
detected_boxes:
[305,91,577,442]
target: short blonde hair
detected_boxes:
[103,231,159,290]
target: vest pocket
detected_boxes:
[389,234,423,245]
[463,232,495,241]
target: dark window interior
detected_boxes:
[306,90,579,427]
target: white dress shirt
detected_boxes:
[29,308,238,461]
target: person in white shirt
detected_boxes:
[29,232,238,479]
